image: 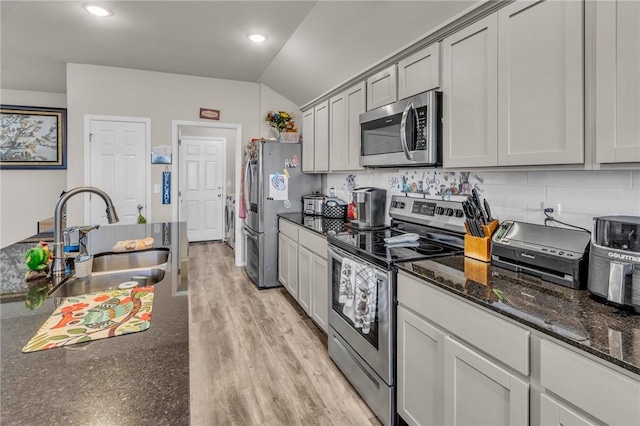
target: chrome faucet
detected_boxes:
[52,187,119,278]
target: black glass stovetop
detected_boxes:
[328,224,464,268]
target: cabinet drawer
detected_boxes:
[540,339,640,426]
[398,271,529,375]
[279,218,299,242]
[299,228,327,258]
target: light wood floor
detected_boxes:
[188,242,382,426]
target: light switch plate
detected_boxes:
[154,184,161,194]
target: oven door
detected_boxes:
[327,245,394,385]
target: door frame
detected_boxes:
[83,115,151,225]
[178,135,227,242]
[171,120,243,266]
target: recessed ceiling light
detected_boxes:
[248,34,267,43]
[83,4,113,17]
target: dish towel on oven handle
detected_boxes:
[339,258,356,306]
[354,262,377,335]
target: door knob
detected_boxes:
[218,194,221,198]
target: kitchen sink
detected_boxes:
[91,248,170,272]
[49,267,166,298]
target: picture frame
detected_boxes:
[0,105,67,169]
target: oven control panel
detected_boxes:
[389,195,466,233]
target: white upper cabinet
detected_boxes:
[442,14,499,168]
[330,81,366,172]
[398,43,441,101]
[367,65,397,110]
[302,101,329,173]
[314,100,330,172]
[595,0,640,164]
[497,0,584,166]
[302,108,315,172]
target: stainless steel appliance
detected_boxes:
[225,195,235,249]
[350,187,386,229]
[243,141,320,288]
[327,195,466,426]
[302,193,326,216]
[360,90,442,168]
[588,216,640,312]
[491,221,591,289]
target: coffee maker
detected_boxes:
[587,215,640,312]
[349,187,386,229]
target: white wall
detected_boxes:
[326,169,640,231]
[66,63,262,225]
[0,89,68,247]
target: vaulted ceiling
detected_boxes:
[1,1,476,106]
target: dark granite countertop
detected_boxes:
[398,255,640,376]
[278,212,350,237]
[0,222,190,425]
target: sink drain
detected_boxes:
[118,281,138,289]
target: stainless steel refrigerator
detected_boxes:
[243,141,320,288]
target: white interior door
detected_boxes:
[179,137,225,242]
[89,119,147,225]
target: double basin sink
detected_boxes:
[49,248,170,298]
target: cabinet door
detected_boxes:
[540,394,599,426]
[497,0,583,166]
[367,65,397,110]
[314,100,330,172]
[442,14,498,168]
[302,109,315,173]
[397,306,445,426]
[398,43,441,100]
[310,254,328,333]
[278,233,298,299]
[329,91,348,171]
[595,0,640,163]
[298,246,312,315]
[444,336,529,426]
[345,81,366,171]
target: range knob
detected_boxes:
[436,207,445,215]
[391,201,397,208]
[445,208,454,216]
[454,209,464,218]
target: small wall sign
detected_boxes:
[162,171,171,205]
[199,108,220,120]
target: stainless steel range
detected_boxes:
[327,195,466,426]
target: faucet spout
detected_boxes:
[52,186,120,278]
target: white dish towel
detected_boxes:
[353,262,377,335]
[339,258,355,306]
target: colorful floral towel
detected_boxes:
[22,286,154,353]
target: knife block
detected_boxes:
[464,219,499,262]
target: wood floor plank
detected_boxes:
[188,242,381,425]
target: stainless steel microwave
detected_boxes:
[359,90,442,168]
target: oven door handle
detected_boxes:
[400,101,415,161]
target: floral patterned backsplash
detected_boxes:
[328,169,485,202]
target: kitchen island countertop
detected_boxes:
[398,255,640,376]
[0,222,190,425]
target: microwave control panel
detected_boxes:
[415,106,428,150]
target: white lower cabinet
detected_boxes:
[278,222,299,299]
[278,220,328,333]
[539,393,598,426]
[397,271,530,426]
[444,336,529,426]
[397,306,445,426]
[298,246,312,315]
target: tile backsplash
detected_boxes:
[325,169,640,230]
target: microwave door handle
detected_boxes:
[400,101,414,161]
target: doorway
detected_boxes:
[172,120,243,266]
[84,116,151,225]
[179,137,226,242]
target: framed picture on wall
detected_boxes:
[0,105,67,169]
